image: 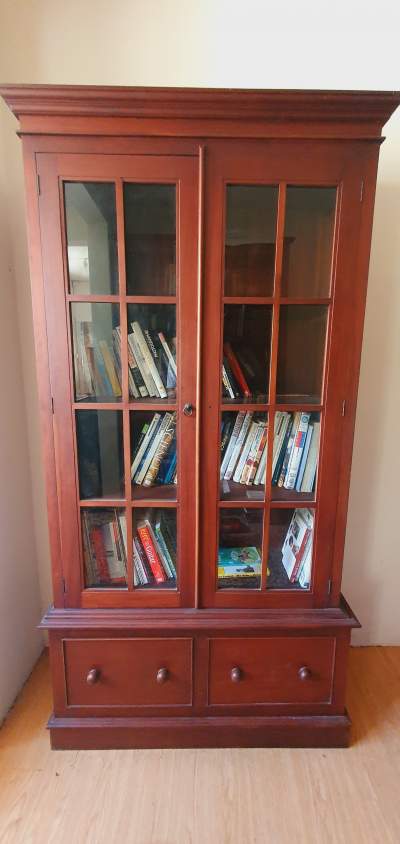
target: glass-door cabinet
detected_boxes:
[37,153,199,607]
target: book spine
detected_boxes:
[128,332,157,397]
[133,536,153,584]
[254,439,268,486]
[155,523,177,578]
[125,330,148,397]
[295,425,313,492]
[91,526,110,583]
[98,340,122,397]
[225,412,253,480]
[132,321,167,399]
[135,413,172,485]
[290,527,312,583]
[137,522,167,583]
[277,413,300,487]
[222,363,235,399]
[220,411,245,478]
[164,449,177,485]
[143,413,176,487]
[131,413,161,479]
[241,422,264,485]
[232,419,257,482]
[301,422,321,492]
[223,342,251,397]
[158,331,177,377]
[272,415,293,485]
[223,357,240,398]
[247,422,268,485]
[82,513,97,586]
[284,413,311,489]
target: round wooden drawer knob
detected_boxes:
[156,667,169,684]
[230,666,242,683]
[298,666,312,681]
[86,668,99,685]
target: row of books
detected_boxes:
[82,509,177,588]
[220,410,320,492]
[281,508,314,589]
[272,412,320,492]
[73,318,176,401]
[131,412,177,487]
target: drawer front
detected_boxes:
[64,638,192,707]
[208,637,335,705]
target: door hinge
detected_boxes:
[342,399,346,417]
[36,173,41,196]
[327,578,332,595]
[360,179,364,202]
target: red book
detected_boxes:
[90,527,110,583]
[223,342,251,398]
[137,521,167,583]
[290,528,311,583]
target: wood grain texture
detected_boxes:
[1,648,400,843]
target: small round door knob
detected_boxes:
[156,667,169,684]
[86,668,99,685]
[230,666,242,683]
[298,666,312,681]
[183,403,194,416]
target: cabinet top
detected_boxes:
[1,84,399,139]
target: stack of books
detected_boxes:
[131,412,177,488]
[114,321,177,400]
[133,510,177,587]
[74,321,122,401]
[281,508,314,589]
[217,545,261,585]
[82,509,127,587]
[220,412,268,486]
[271,412,320,492]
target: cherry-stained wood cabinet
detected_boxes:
[2,85,398,748]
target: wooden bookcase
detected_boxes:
[2,86,398,749]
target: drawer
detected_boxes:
[208,637,335,705]
[64,638,192,707]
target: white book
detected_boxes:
[225,412,253,480]
[158,331,177,376]
[128,333,157,397]
[242,422,265,485]
[254,439,268,486]
[220,411,246,478]
[233,421,259,483]
[284,413,311,489]
[298,525,314,588]
[301,422,321,492]
[135,413,172,484]
[131,413,161,479]
[222,364,235,399]
[132,321,167,399]
[272,413,291,475]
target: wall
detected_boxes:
[0,0,399,644]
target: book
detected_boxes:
[154,519,177,579]
[277,412,301,487]
[133,536,154,585]
[281,509,313,582]
[135,413,173,485]
[223,342,251,398]
[301,422,321,492]
[240,421,266,485]
[128,331,157,397]
[295,424,313,492]
[143,413,176,487]
[131,413,162,479]
[272,414,293,485]
[98,340,122,397]
[218,546,261,579]
[136,520,167,583]
[222,363,235,399]
[131,321,167,399]
[284,412,311,489]
[232,419,258,482]
[225,412,253,480]
[158,331,177,378]
[247,422,268,485]
[220,411,246,478]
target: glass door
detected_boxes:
[201,141,360,607]
[37,152,198,607]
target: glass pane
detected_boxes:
[64,182,118,295]
[127,303,176,401]
[224,185,278,296]
[82,507,127,588]
[71,302,122,402]
[281,187,336,298]
[217,508,263,590]
[222,305,272,403]
[131,411,177,501]
[220,411,268,501]
[276,305,327,404]
[124,184,176,295]
[76,410,124,500]
[267,508,314,590]
[133,508,177,589]
[271,411,321,501]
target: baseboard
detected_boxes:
[48,711,352,750]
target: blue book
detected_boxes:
[296,424,313,491]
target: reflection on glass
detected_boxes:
[124,184,176,296]
[271,411,321,501]
[222,305,272,403]
[276,305,327,404]
[64,182,118,295]
[71,302,121,402]
[76,410,124,500]
[217,508,263,589]
[267,508,314,590]
[220,411,268,501]
[224,185,278,296]
[127,303,177,401]
[132,508,177,589]
[131,411,177,501]
[282,187,336,297]
[82,507,127,588]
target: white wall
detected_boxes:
[0,0,399,644]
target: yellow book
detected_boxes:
[98,340,122,397]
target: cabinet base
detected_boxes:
[48,712,352,750]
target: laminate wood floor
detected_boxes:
[0,647,399,844]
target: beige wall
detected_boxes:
[0,0,399,645]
